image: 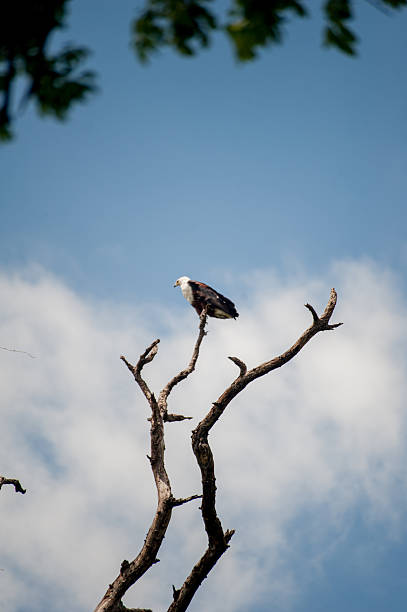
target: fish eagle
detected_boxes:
[174,276,239,319]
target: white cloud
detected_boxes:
[1,261,407,611]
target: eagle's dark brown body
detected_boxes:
[174,276,239,319]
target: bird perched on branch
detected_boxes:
[174,276,239,319]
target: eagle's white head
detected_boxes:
[174,276,193,303]
[174,276,190,288]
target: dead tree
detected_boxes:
[94,289,342,612]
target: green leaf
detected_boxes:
[323,0,357,55]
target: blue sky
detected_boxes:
[1,2,407,612]
[2,0,407,302]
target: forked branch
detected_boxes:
[167,288,342,610]
[95,313,208,612]
[200,288,342,433]
[96,289,341,612]
[120,339,160,406]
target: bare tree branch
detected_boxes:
[120,339,160,406]
[112,602,152,612]
[228,355,247,377]
[0,346,36,358]
[96,346,171,611]
[171,494,202,507]
[164,413,193,422]
[0,476,26,494]
[96,289,341,612]
[158,309,208,417]
[166,407,236,612]
[200,288,342,433]
[95,314,208,612]
[304,302,319,323]
[167,288,342,610]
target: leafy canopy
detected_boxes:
[0,0,95,141]
[1,0,406,141]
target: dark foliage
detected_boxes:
[0,0,95,141]
[133,0,407,61]
[1,0,406,141]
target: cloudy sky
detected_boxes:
[1,1,407,611]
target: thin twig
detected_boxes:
[228,356,247,377]
[0,346,36,358]
[164,413,193,422]
[171,494,202,507]
[304,303,319,323]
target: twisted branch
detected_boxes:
[167,288,342,611]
